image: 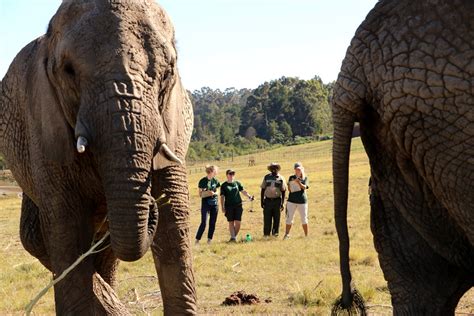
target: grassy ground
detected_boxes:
[0,138,472,314]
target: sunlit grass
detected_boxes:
[0,138,472,314]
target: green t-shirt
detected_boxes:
[287,175,309,204]
[220,181,244,206]
[198,177,220,205]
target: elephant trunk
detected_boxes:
[93,92,163,262]
[151,165,197,314]
[332,108,356,307]
[101,161,157,262]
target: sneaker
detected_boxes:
[195,239,200,245]
[283,234,290,240]
[228,238,237,243]
[207,239,212,245]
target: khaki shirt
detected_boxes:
[261,173,287,198]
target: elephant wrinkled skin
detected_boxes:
[332,0,474,315]
[0,0,196,314]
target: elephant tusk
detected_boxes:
[76,136,88,154]
[159,144,182,165]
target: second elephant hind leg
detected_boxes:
[20,194,51,270]
[370,193,472,315]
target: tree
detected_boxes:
[280,121,293,141]
[244,126,257,139]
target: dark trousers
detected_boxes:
[263,198,281,236]
[196,203,218,240]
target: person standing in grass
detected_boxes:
[220,169,254,242]
[284,162,309,239]
[261,162,287,237]
[196,165,220,245]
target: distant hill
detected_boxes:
[188,76,334,161]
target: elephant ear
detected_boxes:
[153,76,193,170]
[28,38,75,165]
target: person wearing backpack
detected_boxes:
[260,162,287,237]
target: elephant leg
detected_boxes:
[19,194,51,270]
[151,165,197,315]
[370,192,473,315]
[37,191,126,315]
[20,193,127,314]
[94,248,120,289]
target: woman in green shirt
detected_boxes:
[284,162,309,239]
[196,165,220,244]
[220,169,254,242]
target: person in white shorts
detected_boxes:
[284,162,309,239]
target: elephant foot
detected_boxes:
[93,273,130,315]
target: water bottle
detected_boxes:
[246,234,252,242]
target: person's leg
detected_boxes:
[227,205,236,241]
[195,204,208,242]
[272,199,281,236]
[234,204,243,238]
[285,202,297,237]
[268,200,276,235]
[300,203,308,236]
[207,205,218,241]
[234,221,241,237]
[228,221,236,240]
[263,202,272,236]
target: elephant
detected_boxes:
[0,0,196,314]
[332,0,474,315]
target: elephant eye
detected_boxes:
[64,63,75,77]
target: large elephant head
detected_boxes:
[28,0,192,262]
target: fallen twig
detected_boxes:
[25,231,110,315]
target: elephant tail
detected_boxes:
[332,105,364,311]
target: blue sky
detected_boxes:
[0,0,378,90]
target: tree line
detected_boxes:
[188,76,334,161]
[0,77,334,168]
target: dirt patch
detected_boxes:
[222,291,261,306]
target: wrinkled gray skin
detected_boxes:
[333,0,474,315]
[0,0,196,314]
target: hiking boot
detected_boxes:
[228,238,237,243]
[283,234,290,240]
[207,239,212,245]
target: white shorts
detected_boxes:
[286,201,308,225]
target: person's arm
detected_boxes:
[295,178,307,190]
[220,195,226,213]
[220,186,226,213]
[280,190,286,210]
[280,177,286,210]
[260,177,267,208]
[199,188,214,198]
[241,190,254,200]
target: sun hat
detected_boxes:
[267,162,281,172]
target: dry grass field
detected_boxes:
[0,138,472,314]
